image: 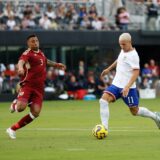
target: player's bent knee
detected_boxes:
[31,111,39,118]
[99,98,108,104]
[129,107,138,116]
[16,103,27,112]
[130,111,137,116]
[101,93,114,103]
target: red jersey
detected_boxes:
[19,49,47,89]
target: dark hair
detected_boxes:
[27,34,37,41]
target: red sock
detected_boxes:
[11,114,34,131]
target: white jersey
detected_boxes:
[112,49,140,88]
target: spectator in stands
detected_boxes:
[39,14,51,30]
[45,69,56,93]
[78,5,87,24]
[119,6,130,30]
[33,3,41,19]
[56,4,66,20]
[66,74,80,99]
[88,4,97,16]
[50,19,59,30]
[21,14,36,30]
[141,63,153,89]
[141,77,152,89]
[23,5,32,18]
[96,75,106,97]
[46,5,56,20]
[91,16,103,30]
[80,15,92,29]
[148,59,159,81]
[146,0,158,30]
[63,4,78,30]
[0,63,6,73]
[3,64,16,80]
[78,60,86,76]
[6,15,19,30]
[87,73,96,95]
[141,63,152,80]
[21,16,30,30]
[3,2,14,18]
[116,7,130,30]
[55,68,66,94]
[77,60,88,89]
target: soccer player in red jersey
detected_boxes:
[6,34,66,139]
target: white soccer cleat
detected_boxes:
[154,112,160,129]
[6,128,16,139]
[10,99,17,113]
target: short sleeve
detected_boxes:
[19,49,30,62]
[129,52,140,69]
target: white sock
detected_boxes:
[99,98,109,130]
[29,112,36,119]
[137,107,156,120]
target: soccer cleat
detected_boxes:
[10,99,17,113]
[154,112,160,129]
[6,128,16,139]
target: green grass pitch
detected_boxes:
[0,98,160,160]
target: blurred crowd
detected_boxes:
[0,60,115,99]
[1,59,160,99]
[1,0,160,31]
[0,1,111,31]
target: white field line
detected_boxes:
[0,127,159,132]
[66,148,86,151]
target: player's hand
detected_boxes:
[18,67,25,76]
[101,69,109,77]
[121,86,129,97]
[54,63,66,70]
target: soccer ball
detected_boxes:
[92,124,108,139]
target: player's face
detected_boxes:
[27,37,39,51]
[119,39,132,52]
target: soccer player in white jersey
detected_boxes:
[100,32,160,132]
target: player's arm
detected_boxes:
[122,69,140,97]
[126,69,140,88]
[17,59,25,75]
[47,59,66,70]
[101,60,117,77]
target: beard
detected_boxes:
[32,47,39,51]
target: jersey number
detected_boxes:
[127,96,134,104]
[40,59,43,66]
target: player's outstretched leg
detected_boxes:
[6,112,35,139]
[136,107,160,129]
[154,112,160,129]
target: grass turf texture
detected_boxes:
[0,99,160,160]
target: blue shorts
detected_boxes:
[104,85,139,107]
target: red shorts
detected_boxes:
[17,85,44,108]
